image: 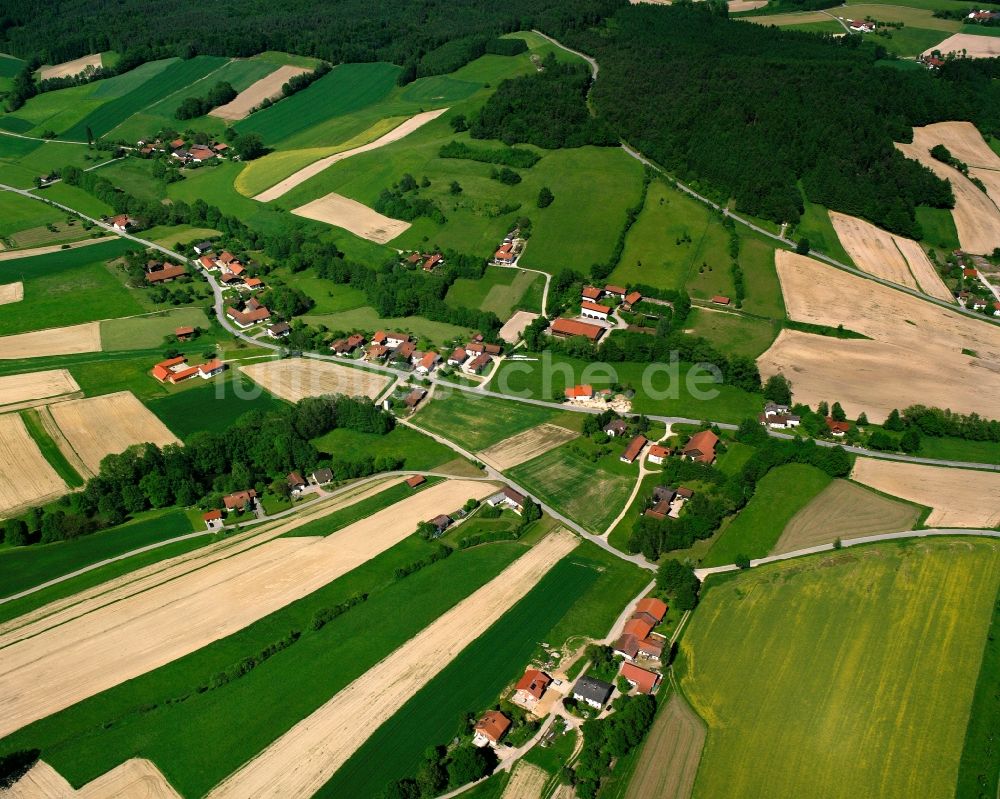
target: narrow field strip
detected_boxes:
[477,422,579,471]
[625,692,706,799]
[20,408,84,488]
[210,64,311,122]
[207,529,578,799]
[0,412,67,518]
[0,369,79,408]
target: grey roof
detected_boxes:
[311,468,334,483]
[573,675,614,705]
[195,241,213,250]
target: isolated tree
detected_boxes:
[763,373,792,405]
[856,412,869,427]
[449,180,463,195]
[831,401,847,422]
[817,400,829,417]
[734,553,751,569]
[233,133,266,160]
[3,518,28,547]
[795,237,810,255]
[537,186,554,208]
[449,113,468,132]
[884,408,904,431]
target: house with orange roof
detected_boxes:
[635,597,668,623]
[416,351,439,374]
[473,711,511,747]
[565,384,593,400]
[581,286,603,302]
[203,509,224,530]
[604,284,627,299]
[198,360,224,379]
[226,299,270,328]
[647,444,671,465]
[682,430,719,464]
[620,662,660,694]
[623,290,642,310]
[175,326,195,341]
[620,434,648,464]
[825,417,850,437]
[549,318,605,342]
[581,300,611,322]
[198,254,217,271]
[110,214,135,231]
[513,669,552,710]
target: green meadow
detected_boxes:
[312,425,462,472]
[146,374,287,439]
[445,265,544,317]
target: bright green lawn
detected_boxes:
[870,27,950,56]
[99,307,209,350]
[0,190,63,237]
[0,136,99,188]
[0,509,193,599]
[916,205,960,251]
[702,463,832,566]
[686,307,779,359]
[445,265,543,317]
[302,304,472,347]
[34,182,115,217]
[0,238,139,335]
[682,539,1000,799]
[413,390,562,452]
[312,425,462,471]
[917,435,1000,465]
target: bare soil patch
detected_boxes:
[0,479,492,737]
[0,322,101,360]
[922,33,1000,59]
[206,528,577,799]
[851,458,1000,528]
[0,281,23,305]
[292,192,410,243]
[625,692,706,799]
[47,391,180,474]
[38,53,102,80]
[0,412,66,518]
[255,109,448,201]
[209,64,311,122]
[0,370,79,409]
[502,763,549,799]
[829,211,950,300]
[772,479,921,555]
[240,358,389,402]
[499,310,539,344]
[758,251,1000,421]
[0,236,115,262]
[896,137,1000,254]
[477,423,578,471]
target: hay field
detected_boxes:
[772,479,921,554]
[477,422,578,471]
[502,763,550,799]
[0,281,23,305]
[7,758,179,799]
[0,322,101,359]
[206,529,577,799]
[971,167,1000,211]
[47,391,180,473]
[682,539,1000,799]
[0,412,66,517]
[240,358,389,401]
[0,370,79,409]
[896,137,1000,254]
[828,210,951,300]
[291,192,410,243]
[209,64,309,121]
[851,458,1000,528]
[38,53,102,80]
[758,251,1000,421]
[625,693,706,799]
[923,33,1000,58]
[254,108,447,201]
[0,479,493,737]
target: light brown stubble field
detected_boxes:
[477,423,579,471]
[240,358,390,401]
[291,192,411,243]
[0,282,23,305]
[501,763,550,799]
[0,322,101,359]
[625,693,706,799]
[0,370,79,408]
[38,53,102,80]
[206,528,578,799]
[209,64,311,121]
[0,412,67,517]
[922,33,1000,58]
[0,479,493,738]
[6,758,180,799]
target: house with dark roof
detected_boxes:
[267,322,291,338]
[604,419,628,437]
[311,468,334,485]
[572,676,614,709]
[287,472,307,494]
[487,487,526,514]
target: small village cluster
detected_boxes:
[759,401,850,437]
[328,330,504,378]
[952,254,1000,316]
[402,250,445,271]
[137,136,230,165]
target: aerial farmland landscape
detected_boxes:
[1,0,1000,797]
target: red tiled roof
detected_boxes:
[614,633,639,658]
[226,304,271,326]
[550,318,605,341]
[964,268,978,277]
[565,384,593,399]
[635,597,668,623]
[467,353,491,373]
[449,347,469,363]
[223,489,257,509]
[199,359,223,374]
[418,351,439,370]
[712,295,731,305]
[475,711,511,743]
[624,617,654,640]
[648,445,670,459]
[515,669,551,700]
[825,417,850,433]
[625,291,642,305]
[145,264,186,283]
[199,255,216,269]
[406,475,426,488]
[203,510,222,521]
[683,430,719,460]
[605,284,627,295]
[620,662,660,694]
[621,435,648,463]
[581,300,611,314]
[175,326,195,336]
[582,286,602,300]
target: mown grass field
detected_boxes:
[100,307,210,351]
[507,441,636,533]
[303,305,472,347]
[0,237,139,335]
[311,425,463,472]
[686,307,779,359]
[0,135,102,188]
[918,435,1000,465]
[445,265,543,318]
[414,390,562,452]
[0,539,526,797]
[915,206,961,251]
[0,509,192,599]
[681,539,1000,799]
[0,190,65,237]
[35,182,115,217]
[702,463,831,566]
[316,550,598,798]
[793,188,855,266]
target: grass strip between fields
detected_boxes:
[19,408,84,488]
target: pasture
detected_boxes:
[446,265,544,318]
[413,390,564,451]
[702,463,831,566]
[302,305,472,346]
[34,181,114,217]
[507,441,636,533]
[685,307,778,359]
[312,425,462,473]
[681,539,1000,799]
[0,136,99,188]
[772,479,921,554]
[476,422,579,470]
[146,374,287,438]
[0,191,64,239]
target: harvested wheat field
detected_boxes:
[5,758,179,799]
[207,528,576,799]
[292,192,410,243]
[851,458,1000,528]
[758,251,1000,421]
[0,413,66,517]
[499,310,539,344]
[772,479,921,555]
[625,693,706,799]
[209,65,311,122]
[0,322,101,359]
[47,391,179,473]
[241,358,389,402]
[923,33,1000,59]
[970,167,1000,212]
[0,370,79,409]
[0,281,23,305]
[501,763,549,799]
[477,423,578,471]
[38,53,102,80]
[910,122,1000,170]
[0,236,115,262]
[829,211,951,300]
[0,479,494,737]
[896,137,1000,254]
[254,109,447,201]
[728,0,768,10]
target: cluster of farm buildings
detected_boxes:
[137,136,230,165]
[327,330,503,377]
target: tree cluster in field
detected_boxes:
[657,559,700,610]
[258,285,314,319]
[438,140,541,168]
[398,35,528,84]
[2,395,395,548]
[250,62,332,113]
[175,81,237,119]
[377,741,498,799]
[566,4,1000,237]
[489,166,522,184]
[627,434,851,559]
[901,404,1000,442]
[374,180,447,224]
[469,53,617,149]
[570,693,658,799]
[311,592,369,631]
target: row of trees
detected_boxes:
[570,694,658,798]
[3,395,394,548]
